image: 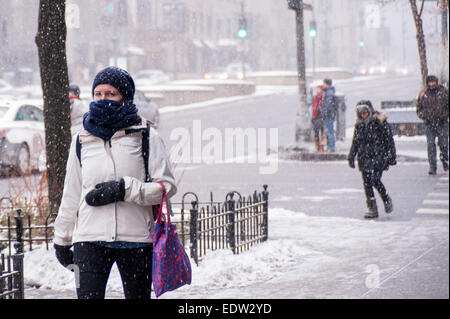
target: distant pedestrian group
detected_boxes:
[311,78,338,152]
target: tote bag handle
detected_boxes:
[155,182,170,224]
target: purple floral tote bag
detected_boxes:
[152,182,192,297]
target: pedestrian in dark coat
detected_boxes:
[322,78,338,152]
[416,75,449,175]
[348,100,397,219]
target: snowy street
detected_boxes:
[11,74,449,299]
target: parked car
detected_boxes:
[134,69,170,87]
[0,99,45,175]
[203,63,252,80]
[134,90,160,129]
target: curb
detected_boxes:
[278,147,427,162]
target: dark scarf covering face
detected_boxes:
[83,99,141,141]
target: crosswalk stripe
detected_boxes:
[422,199,449,206]
[416,174,449,215]
[428,192,449,197]
[416,208,449,215]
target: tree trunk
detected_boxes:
[409,0,428,85]
[440,0,449,85]
[35,0,71,214]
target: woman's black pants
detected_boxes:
[73,242,153,299]
[361,169,387,200]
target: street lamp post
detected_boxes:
[288,0,312,144]
[238,1,248,80]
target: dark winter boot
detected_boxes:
[382,194,393,214]
[364,198,378,219]
[314,136,321,152]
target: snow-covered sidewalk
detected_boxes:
[22,205,448,299]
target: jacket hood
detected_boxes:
[356,104,387,124]
[374,110,387,123]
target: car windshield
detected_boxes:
[0,106,9,119]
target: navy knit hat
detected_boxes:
[92,66,135,101]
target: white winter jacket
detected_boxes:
[53,119,177,246]
[70,98,89,137]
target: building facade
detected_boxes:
[0,0,445,86]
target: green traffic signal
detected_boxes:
[309,20,317,38]
[238,28,248,39]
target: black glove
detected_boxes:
[54,244,74,268]
[348,158,355,169]
[86,178,125,207]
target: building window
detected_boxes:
[207,15,212,37]
[118,0,128,26]
[138,0,153,28]
[192,12,197,34]
[216,18,223,37]
[1,20,7,45]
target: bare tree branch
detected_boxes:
[418,0,425,17]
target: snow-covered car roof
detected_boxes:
[0,99,43,121]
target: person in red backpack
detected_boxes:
[54,67,177,299]
[311,85,326,152]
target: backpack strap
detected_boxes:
[142,123,151,182]
[76,134,82,167]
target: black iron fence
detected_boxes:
[0,210,24,299]
[176,185,269,265]
[0,209,55,256]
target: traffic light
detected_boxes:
[237,16,248,39]
[287,0,300,10]
[359,40,365,47]
[309,20,317,38]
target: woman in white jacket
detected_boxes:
[53,66,177,299]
